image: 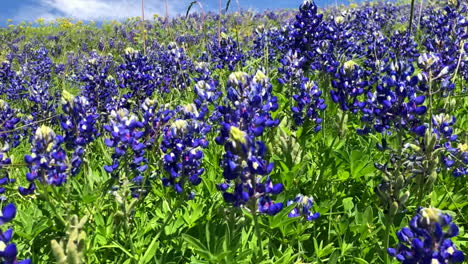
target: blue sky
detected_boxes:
[0,0,347,26]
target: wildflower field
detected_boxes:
[0,0,467,263]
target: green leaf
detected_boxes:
[182,234,212,259]
[353,257,370,264]
[342,197,354,213]
[141,235,160,264]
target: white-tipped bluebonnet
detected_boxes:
[103,108,147,198]
[430,114,468,177]
[0,100,21,199]
[0,61,28,101]
[388,207,464,264]
[358,60,427,136]
[287,194,320,221]
[77,52,118,113]
[160,104,211,196]
[291,78,326,130]
[215,72,284,215]
[208,33,245,71]
[156,42,193,93]
[60,91,100,176]
[21,126,69,195]
[118,47,157,106]
[330,60,370,113]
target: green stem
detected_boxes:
[384,214,394,264]
[142,198,183,262]
[41,185,67,227]
[123,199,137,263]
[408,0,416,35]
[252,209,264,260]
[314,111,346,193]
[428,72,433,134]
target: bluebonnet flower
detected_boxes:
[287,194,320,221]
[19,47,60,131]
[0,203,15,225]
[278,49,326,129]
[417,53,454,96]
[358,60,426,135]
[286,0,325,71]
[330,60,370,113]
[432,114,458,142]
[388,207,465,263]
[250,26,285,63]
[420,3,467,79]
[215,71,283,215]
[60,91,100,176]
[77,52,118,113]
[0,100,21,150]
[160,104,211,196]
[0,154,15,199]
[192,61,221,106]
[277,49,327,131]
[217,126,283,215]
[278,49,306,86]
[98,37,105,52]
[208,33,245,71]
[0,61,28,101]
[0,100,21,198]
[118,47,157,106]
[194,79,220,106]
[140,98,174,150]
[451,143,468,177]
[361,30,419,78]
[461,42,468,82]
[103,108,148,197]
[0,203,31,264]
[21,126,69,195]
[156,42,193,93]
[430,114,468,177]
[291,78,326,129]
[215,71,279,142]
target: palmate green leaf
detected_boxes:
[182,200,205,228]
[96,242,136,259]
[353,257,370,264]
[272,247,302,264]
[342,197,354,214]
[164,217,185,236]
[140,235,159,264]
[182,234,212,259]
[269,203,298,230]
[313,237,336,259]
[328,250,340,264]
[337,170,350,181]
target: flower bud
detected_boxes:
[389,201,399,216]
[428,170,437,184]
[51,240,67,264]
[395,175,405,191]
[399,191,410,206]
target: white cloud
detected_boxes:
[14,0,187,22]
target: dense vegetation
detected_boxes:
[0,0,467,263]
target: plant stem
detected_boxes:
[417,0,424,32]
[42,185,67,227]
[252,209,264,260]
[384,214,394,264]
[218,0,222,44]
[408,0,416,35]
[123,199,137,262]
